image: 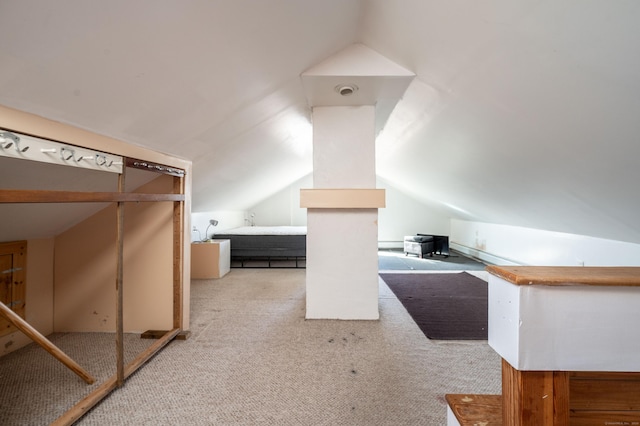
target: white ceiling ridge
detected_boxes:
[301,43,415,77]
[300,43,415,135]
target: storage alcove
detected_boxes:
[0,120,190,425]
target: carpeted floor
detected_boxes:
[0,269,501,425]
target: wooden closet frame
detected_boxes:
[1,131,188,425]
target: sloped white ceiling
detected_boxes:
[0,0,363,212]
[365,0,640,243]
[1,1,640,244]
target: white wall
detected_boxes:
[54,177,175,333]
[377,176,450,247]
[451,219,640,267]
[192,175,451,247]
[191,175,313,241]
[191,211,246,242]
[249,174,311,226]
[193,190,640,267]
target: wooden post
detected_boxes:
[172,175,184,330]
[0,301,95,384]
[502,358,569,425]
[116,166,125,386]
[52,328,180,426]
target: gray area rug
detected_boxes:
[0,269,501,425]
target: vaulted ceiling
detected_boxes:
[1,1,639,244]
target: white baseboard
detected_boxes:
[377,241,523,266]
[378,241,403,249]
[450,242,521,266]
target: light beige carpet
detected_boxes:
[1,269,501,425]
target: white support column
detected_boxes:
[306,106,379,319]
[300,43,415,320]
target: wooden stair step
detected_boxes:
[445,394,502,425]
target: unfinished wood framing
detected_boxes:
[0,189,185,203]
[51,328,180,426]
[0,240,26,336]
[116,169,126,387]
[0,300,95,384]
[172,175,185,331]
[1,132,188,424]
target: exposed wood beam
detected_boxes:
[173,176,184,330]
[0,189,185,203]
[51,328,180,426]
[0,300,95,385]
[116,170,125,386]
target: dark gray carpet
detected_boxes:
[379,272,488,340]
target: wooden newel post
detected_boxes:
[501,359,569,425]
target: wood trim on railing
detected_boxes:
[486,265,640,287]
